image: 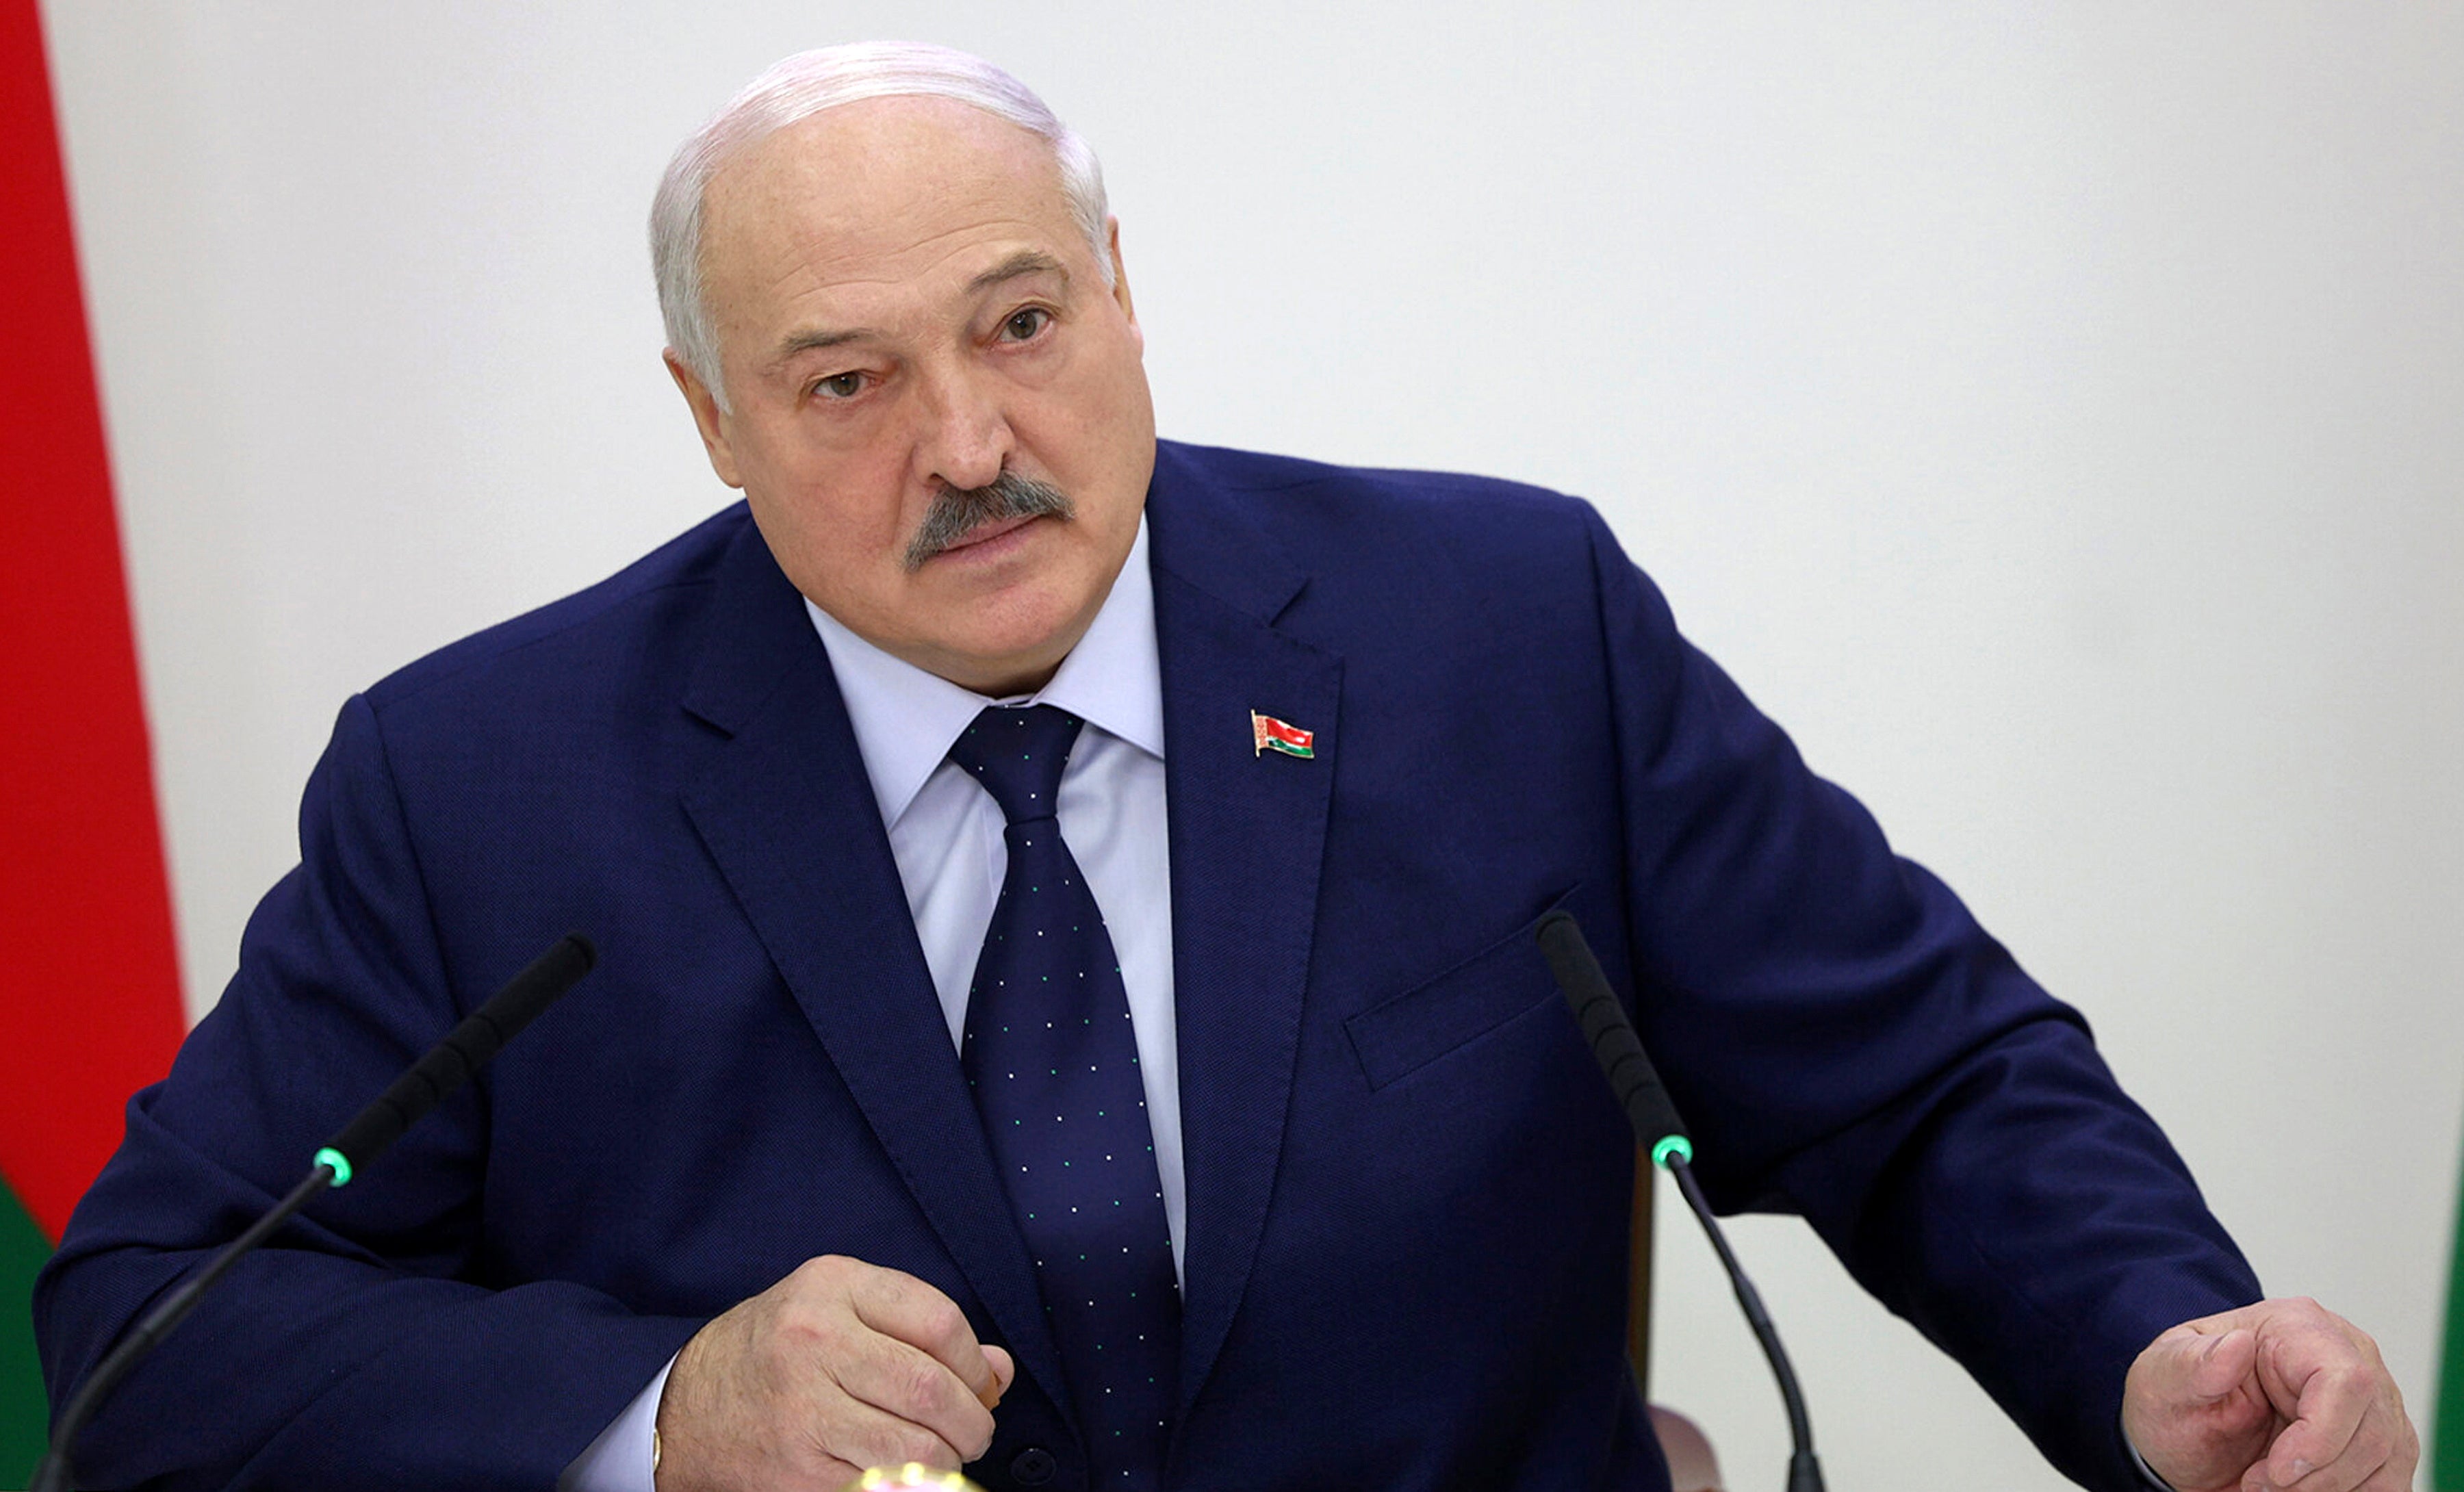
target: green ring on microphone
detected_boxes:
[1650,1135,1693,1169]
[313,1146,353,1188]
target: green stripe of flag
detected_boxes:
[2437,1137,2464,1490]
[1,1180,52,1487]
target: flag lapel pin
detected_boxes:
[1251,711,1316,759]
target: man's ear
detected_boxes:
[665,350,745,489]
[1104,218,1141,352]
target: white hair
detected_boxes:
[650,41,1112,409]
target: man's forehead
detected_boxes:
[702,96,1072,269]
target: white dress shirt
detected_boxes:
[564,519,1179,1490]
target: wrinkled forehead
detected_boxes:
[697,96,1076,298]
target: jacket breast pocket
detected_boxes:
[1344,890,1578,1092]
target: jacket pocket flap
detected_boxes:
[1346,889,1578,1092]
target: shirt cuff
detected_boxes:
[559,1355,676,1492]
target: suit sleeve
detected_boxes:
[33,693,702,1491]
[1576,506,2261,1491]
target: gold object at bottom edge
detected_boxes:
[848,1465,982,1491]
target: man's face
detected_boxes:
[672,97,1155,697]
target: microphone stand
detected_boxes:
[1538,910,1825,1492]
[32,933,596,1492]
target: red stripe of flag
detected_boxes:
[0,0,189,1243]
[1252,712,1313,756]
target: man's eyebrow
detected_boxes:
[968,250,1070,294]
[769,326,870,367]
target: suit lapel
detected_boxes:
[673,517,1068,1410]
[1146,456,1343,1421]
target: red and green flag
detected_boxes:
[2,0,191,1477]
[1250,711,1316,760]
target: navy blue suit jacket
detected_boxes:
[39,441,2259,1490]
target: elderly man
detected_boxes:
[38,42,2413,1492]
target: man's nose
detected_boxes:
[914,361,1013,493]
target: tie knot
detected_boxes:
[949,705,1083,824]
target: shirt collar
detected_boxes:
[806,517,1164,830]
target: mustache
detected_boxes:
[903,471,1076,569]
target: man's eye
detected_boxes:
[814,372,865,400]
[1001,307,1051,342]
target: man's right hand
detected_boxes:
[653,1255,1016,1491]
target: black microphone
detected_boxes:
[1535,911,1825,1492]
[317,932,597,1184]
[34,933,598,1492]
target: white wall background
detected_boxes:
[40,3,2463,1487]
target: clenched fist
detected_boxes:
[654,1256,1016,1491]
[2125,1297,2415,1492]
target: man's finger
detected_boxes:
[2183,1328,2258,1402]
[808,1391,975,1478]
[2252,1435,2385,1492]
[2349,1449,2420,1492]
[2125,1318,2277,1487]
[849,1266,1005,1404]
[2128,1322,2260,1429]
[830,1331,1001,1463]
[2256,1321,2381,1484]
[981,1344,1017,1409]
[2261,1395,2407,1492]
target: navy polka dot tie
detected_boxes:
[952,706,1177,1489]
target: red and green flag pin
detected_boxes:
[1250,711,1315,759]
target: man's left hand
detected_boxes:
[2122,1297,2415,1492]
